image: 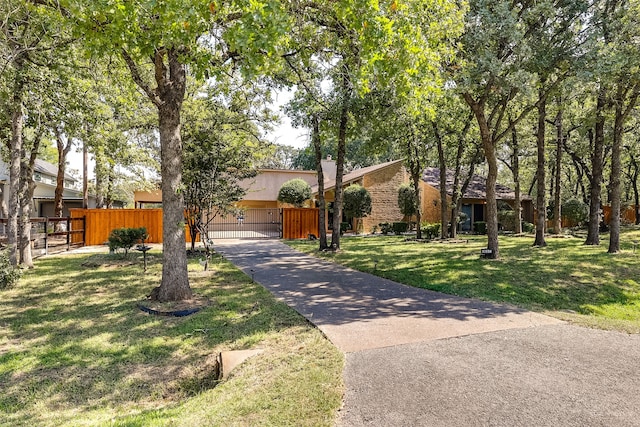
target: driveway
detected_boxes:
[215,239,640,426]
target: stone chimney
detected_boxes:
[321,155,337,181]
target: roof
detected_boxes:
[422,167,532,201]
[34,159,77,182]
[312,159,404,193]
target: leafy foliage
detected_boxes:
[277,179,312,207]
[562,199,589,225]
[108,227,148,257]
[398,184,418,218]
[420,222,441,239]
[343,185,372,220]
[0,249,21,289]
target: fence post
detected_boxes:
[279,209,283,239]
[66,217,71,250]
[82,216,86,246]
[44,217,49,255]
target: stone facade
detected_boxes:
[361,162,408,232]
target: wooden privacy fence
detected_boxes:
[603,205,638,225]
[70,208,164,246]
[70,207,319,246]
[282,208,319,239]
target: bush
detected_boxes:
[498,210,516,231]
[108,227,148,257]
[277,179,312,207]
[397,184,418,218]
[392,222,409,235]
[420,222,441,239]
[0,249,21,290]
[522,222,535,233]
[474,221,487,234]
[562,199,588,225]
[379,222,393,235]
[340,222,351,235]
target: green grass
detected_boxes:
[0,250,343,426]
[287,228,640,333]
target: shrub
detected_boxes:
[522,222,535,233]
[474,221,487,234]
[562,199,588,225]
[277,179,312,207]
[0,249,21,290]
[397,184,418,218]
[340,222,351,235]
[379,222,393,235]
[108,227,148,257]
[420,222,441,239]
[392,222,409,235]
[498,210,516,231]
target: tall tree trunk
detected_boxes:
[123,47,192,301]
[629,152,640,225]
[433,122,448,239]
[312,114,328,250]
[552,108,563,234]
[533,87,547,247]
[330,72,350,251]
[464,95,499,258]
[16,126,41,268]
[8,71,25,267]
[408,130,423,240]
[83,140,88,209]
[585,88,606,246]
[510,123,523,234]
[608,82,640,253]
[450,114,474,238]
[155,51,191,301]
[54,127,73,228]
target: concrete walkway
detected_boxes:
[216,239,640,426]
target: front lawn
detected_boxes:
[0,250,343,426]
[287,229,640,333]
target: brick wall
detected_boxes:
[362,163,408,232]
[420,182,452,224]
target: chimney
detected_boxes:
[321,155,337,181]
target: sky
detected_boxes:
[67,90,310,181]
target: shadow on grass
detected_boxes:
[285,234,640,321]
[0,252,308,425]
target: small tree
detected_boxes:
[343,185,372,234]
[562,199,588,226]
[398,184,418,221]
[278,179,312,207]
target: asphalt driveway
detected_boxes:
[215,239,640,426]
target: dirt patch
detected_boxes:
[81,253,160,268]
[137,293,212,314]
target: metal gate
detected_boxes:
[207,208,282,239]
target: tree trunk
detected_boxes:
[509,121,523,234]
[17,129,41,268]
[83,139,88,209]
[608,82,640,253]
[552,108,563,234]
[312,114,328,250]
[8,73,25,267]
[54,127,73,229]
[330,72,350,251]
[155,56,191,302]
[450,114,474,238]
[533,88,547,247]
[434,123,448,239]
[464,95,499,258]
[585,88,606,246]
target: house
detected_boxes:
[421,167,534,231]
[0,158,118,217]
[312,161,533,233]
[132,156,531,236]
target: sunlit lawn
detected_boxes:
[0,250,343,426]
[287,227,640,333]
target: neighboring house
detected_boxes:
[0,158,115,217]
[313,161,533,233]
[421,168,534,231]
